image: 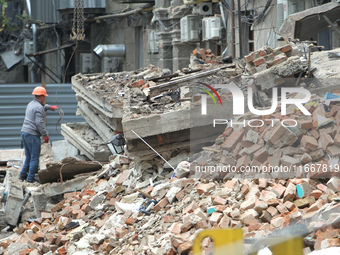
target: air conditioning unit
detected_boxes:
[180,15,200,43]
[202,17,221,41]
[80,53,93,73]
[193,2,212,16]
[102,57,120,73]
[148,31,159,54]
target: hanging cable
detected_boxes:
[55,0,85,134]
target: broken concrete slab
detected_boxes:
[71,74,124,119]
[38,157,102,184]
[61,123,111,162]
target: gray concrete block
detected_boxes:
[42,176,88,197]
[253,69,280,90]
[7,243,29,255]
[52,140,78,162]
[31,191,48,218]
[4,184,23,225]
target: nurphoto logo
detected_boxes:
[199,83,312,127]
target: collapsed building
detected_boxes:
[0,39,339,254]
[0,1,340,254]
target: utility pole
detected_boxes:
[231,0,236,58]
[237,0,243,58]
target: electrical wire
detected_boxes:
[55,41,78,135]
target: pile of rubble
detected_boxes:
[0,151,339,255]
[192,93,340,180]
[2,44,340,255]
[65,53,241,160]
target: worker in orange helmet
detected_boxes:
[19,86,59,183]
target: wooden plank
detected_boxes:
[149,68,221,93]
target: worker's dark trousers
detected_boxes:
[19,132,41,181]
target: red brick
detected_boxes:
[259,179,268,189]
[300,153,312,164]
[319,132,334,151]
[236,155,251,170]
[196,183,216,195]
[219,215,231,228]
[213,196,226,205]
[224,179,239,190]
[258,50,266,56]
[307,199,324,213]
[107,198,116,206]
[116,170,131,185]
[175,188,186,201]
[183,201,199,215]
[131,79,145,87]
[106,190,116,200]
[115,228,129,239]
[154,197,169,212]
[31,232,44,242]
[317,183,328,192]
[334,134,340,147]
[311,189,322,199]
[196,220,209,229]
[57,245,67,255]
[164,215,175,223]
[199,48,206,60]
[301,135,319,151]
[55,235,66,246]
[327,145,340,157]
[241,183,250,195]
[268,124,287,145]
[125,218,135,225]
[48,234,58,244]
[299,119,313,129]
[283,183,296,202]
[177,241,192,254]
[41,212,52,221]
[181,179,195,188]
[19,248,32,255]
[271,184,286,199]
[82,189,96,196]
[254,148,269,163]
[272,54,287,65]
[267,206,279,217]
[221,130,244,151]
[209,212,223,225]
[310,130,320,139]
[253,57,266,67]
[267,198,280,207]
[278,44,292,53]
[321,238,340,248]
[245,52,255,63]
[181,221,193,233]
[276,204,289,214]
[170,223,182,235]
[81,204,91,213]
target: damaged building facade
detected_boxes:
[1,0,340,84]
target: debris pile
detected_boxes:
[192,93,340,180]
[0,152,339,254]
[2,44,340,255]
[67,57,242,160]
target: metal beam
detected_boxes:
[322,14,340,36]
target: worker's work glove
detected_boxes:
[50,105,59,111]
[44,136,49,143]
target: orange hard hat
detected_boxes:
[32,86,48,96]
